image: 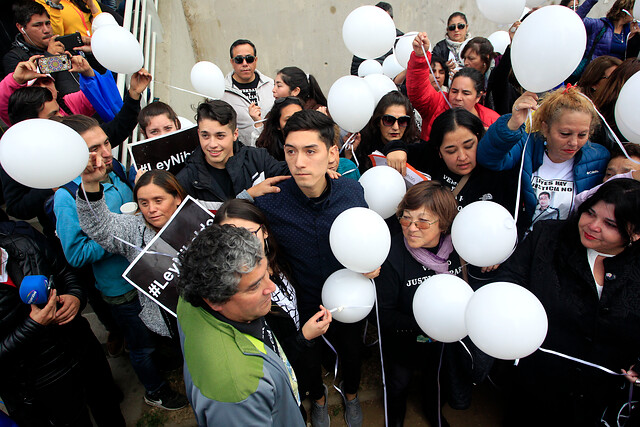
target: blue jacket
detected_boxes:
[54,164,134,297]
[255,176,367,316]
[477,114,610,224]
[578,0,632,60]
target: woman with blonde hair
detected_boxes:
[478,86,610,230]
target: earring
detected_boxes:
[264,238,270,255]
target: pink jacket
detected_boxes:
[0,73,95,126]
[406,51,500,141]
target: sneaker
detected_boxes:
[340,382,363,427]
[106,332,124,357]
[144,384,189,410]
[310,384,330,427]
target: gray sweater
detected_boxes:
[77,189,170,336]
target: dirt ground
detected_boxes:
[131,323,506,427]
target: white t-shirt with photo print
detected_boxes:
[531,153,575,226]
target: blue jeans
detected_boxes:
[109,298,165,393]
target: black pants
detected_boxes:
[383,338,447,427]
[5,318,125,427]
[298,317,365,401]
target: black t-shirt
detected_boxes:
[406,140,518,212]
[205,164,235,199]
[232,74,260,103]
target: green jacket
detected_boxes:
[177,298,304,426]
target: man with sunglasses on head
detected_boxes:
[223,39,274,147]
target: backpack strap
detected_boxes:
[111,160,133,191]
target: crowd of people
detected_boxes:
[1,0,640,426]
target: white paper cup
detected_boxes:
[120,202,138,215]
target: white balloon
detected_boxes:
[91,25,143,74]
[614,72,640,144]
[190,61,225,99]
[363,74,398,105]
[358,59,383,77]
[0,119,89,189]
[178,116,196,129]
[451,201,517,267]
[329,207,391,273]
[476,0,526,24]
[327,76,376,133]
[465,282,548,360]
[413,274,474,343]
[358,166,406,219]
[321,269,376,323]
[634,0,640,19]
[525,0,546,7]
[342,6,396,60]
[382,54,405,79]
[91,12,118,33]
[511,6,587,92]
[487,31,511,55]
[394,32,419,69]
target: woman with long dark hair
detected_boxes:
[255,96,303,160]
[351,90,419,174]
[498,178,640,426]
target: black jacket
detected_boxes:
[1,91,140,238]
[432,39,452,64]
[0,221,88,397]
[3,34,79,96]
[406,140,518,212]
[376,233,492,409]
[496,219,640,425]
[176,140,289,204]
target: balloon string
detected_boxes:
[577,92,640,165]
[153,80,213,99]
[371,278,389,427]
[513,110,533,225]
[458,339,474,370]
[328,305,373,313]
[538,347,625,376]
[437,343,444,427]
[321,335,346,402]
[339,133,360,169]
[420,44,451,108]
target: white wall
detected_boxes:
[154,0,610,118]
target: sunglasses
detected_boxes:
[381,114,411,127]
[447,23,467,31]
[233,55,256,64]
[398,216,439,230]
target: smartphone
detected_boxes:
[56,32,83,51]
[38,54,72,74]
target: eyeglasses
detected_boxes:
[249,225,262,236]
[233,55,256,64]
[398,216,439,230]
[381,114,411,127]
[447,23,467,31]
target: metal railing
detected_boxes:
[115,0,162,166]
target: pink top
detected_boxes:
[0,73,95,126]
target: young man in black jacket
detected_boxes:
[176,99,290,212]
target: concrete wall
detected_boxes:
[154,0,610,119]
